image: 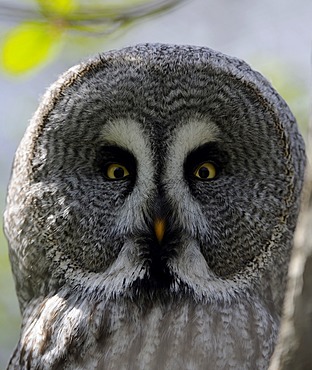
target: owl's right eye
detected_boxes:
[96,145,136,182]
[194,162,217,180]
[105,163,130,180]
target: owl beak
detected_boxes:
[154,218,166,243]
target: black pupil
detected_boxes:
[198,166,210,178]
[114,167,125,178]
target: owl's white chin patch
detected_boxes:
[168,240,231,299]
[51,230,243,306]
[166,240,209,279]
[62,237,234,302]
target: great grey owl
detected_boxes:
[4,44,306,370]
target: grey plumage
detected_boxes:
[4,44,305,370]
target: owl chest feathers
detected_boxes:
[12,290,278,370]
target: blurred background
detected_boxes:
[0,0,310,367]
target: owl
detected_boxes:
[4,44,305,370]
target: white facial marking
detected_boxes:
[101,119,155,231]
[101,119,154,186]
[165,118,221,235]
[168,118,220,179]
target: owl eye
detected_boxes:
[106,163,130,180]
[194,162,217,180]
[96,146,136,183]
[184,143,226,184]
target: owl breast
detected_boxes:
[12,288,278,370]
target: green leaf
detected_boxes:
[37,0,77,15]
[1,22,61,75]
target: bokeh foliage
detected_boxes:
[1,0,182,74]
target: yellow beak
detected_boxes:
[154,218,166,243]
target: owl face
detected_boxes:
[4,44,305,369]
[6,45,304,309]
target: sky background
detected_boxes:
[0,0,311,367]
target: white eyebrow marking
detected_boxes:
[100,119,155,230]
[100,118,155,185]
[101,118,150,157]
[167,118,220,180]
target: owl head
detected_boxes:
[4,44,305,369]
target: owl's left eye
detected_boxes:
[194,162,216,180]
[106,163,130,180]
[184,142,227,183]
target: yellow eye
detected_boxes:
[106,164,130,179]
[194,162,217,180]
